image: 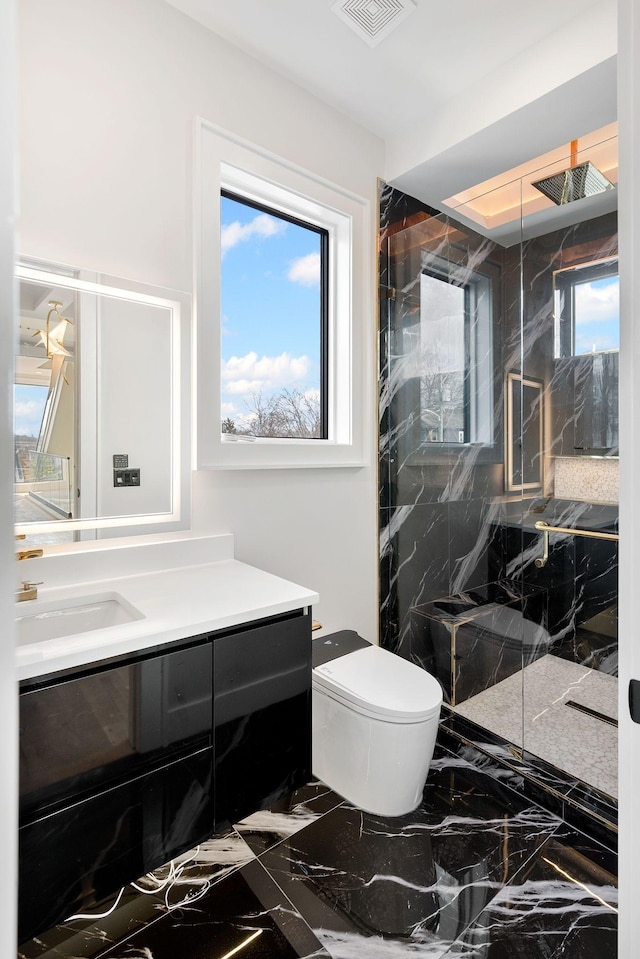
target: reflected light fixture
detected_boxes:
[33,300,73,366]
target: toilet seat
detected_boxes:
[312,645,442,724]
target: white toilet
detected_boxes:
[312,633,443,817]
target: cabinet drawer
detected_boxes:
[20,641,213,821]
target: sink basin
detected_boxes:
[16,592,145,647]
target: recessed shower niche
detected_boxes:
[379,128,619,826]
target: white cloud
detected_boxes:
[14,399,45,436]
[574,279,619,326]
[222,351,311,397]
[221,213,285,256]
[287,252,321,287]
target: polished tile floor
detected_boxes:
[19,746,617,959]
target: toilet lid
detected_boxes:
[312,645,442,722]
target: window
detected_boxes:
[417,265,493,447]
[554,258,619,357]
[220,190,328,440]
[195,120,371,469]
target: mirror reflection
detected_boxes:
[15,262,187,544]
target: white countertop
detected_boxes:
[15,535,319,681]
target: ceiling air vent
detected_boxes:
[331,0,417,48]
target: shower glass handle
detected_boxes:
[629,680,640,724]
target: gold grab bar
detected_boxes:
[534,520,619,568]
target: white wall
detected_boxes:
[18,0,383,640]
[96,299,172,519]
[617,0,640,952]
[0,0,18,945]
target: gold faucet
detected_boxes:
[16,548,44,561]
[16,581,43,602]
[15,539,43,598]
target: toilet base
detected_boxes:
[312,692,438,817]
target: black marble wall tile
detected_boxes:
[378,179,619,830]
[379,182,440,237]
[378,188,510,657]
[380,502,451,655]
[410,579,549,706]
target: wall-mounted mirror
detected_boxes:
[14,260,190,544]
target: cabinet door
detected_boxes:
[213,613,311,829]
[18,748,214,944]
[20,641,213,822]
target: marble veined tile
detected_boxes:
[453,654,618,799]
[258,759,562,955]
[455,832,617,958]
[98,859,328,959]
[18,829,257,959]
[235,781,345,857]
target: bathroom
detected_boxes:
[1,0,639,956]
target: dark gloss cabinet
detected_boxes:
[18,610,311,944]
[213,615,312,829]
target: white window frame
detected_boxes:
[194,118,371,469]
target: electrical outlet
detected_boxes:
[113,468,141,487]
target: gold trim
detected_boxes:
[534,520,619,541]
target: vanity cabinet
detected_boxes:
[213,615,312,829]
[18,609,311,944]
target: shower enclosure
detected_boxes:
[379,132,619,827]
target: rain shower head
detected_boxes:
[531,161,615,206]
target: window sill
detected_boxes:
[200,435,367,470]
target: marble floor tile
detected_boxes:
[452,831,617,958]
[18,759,616,959]
[18,829,257,959]
[454,654,618,798]
[235,781,344,856]
[98,859,328,959]
[258,759,563,955]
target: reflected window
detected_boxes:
[14,384,48,447]
[419,268,493,445]
[554,258,619,357]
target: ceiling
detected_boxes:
[165,0,615,141]
[165,0,618,235]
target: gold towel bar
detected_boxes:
[534,520,619,542]
[534,520,618,568]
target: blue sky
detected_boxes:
[14,384,48,438]
[220,195,322,426]
[574,275,620,354]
